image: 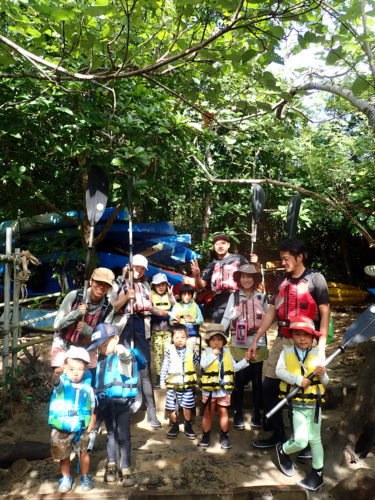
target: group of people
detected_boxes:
[48,233,330,494]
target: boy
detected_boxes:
[170,284,203,350]
[48,346,96,493]
[88,323,146,487]
[160,324,200,439]
[275,315,329,491]
[199,323,250,449]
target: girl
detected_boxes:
[221,264,268,430]
[199,323,250,449]
[150,272,175,387]
[113,254,161,429]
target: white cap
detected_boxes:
[64,346,90,364]
[133,254,148,270]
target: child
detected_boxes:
[112,254,161,429]
[150,272,175,387]
[221,264,268,430]
[160,324,200,439]
[199,323,250,449]
[275,315,328,491]
[48,346,96,493]
[88,323,146,487]
[170,284,203,351]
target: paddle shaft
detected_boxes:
[82,226,95,304]
[127,179,135,349]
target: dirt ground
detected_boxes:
[0,309,374,499]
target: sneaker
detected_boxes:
[252,430,285,450]
[233,411,245,430]
[250,410,262,429]
[298,468,324,491]
[121,468,135,487]
[80,474,94,491]
[297,445,312,460]
[220,431,232,450]
[166,421,179,439]
[57,475,73,493]
[147,407,162,429]
[184,420,196,439]
[276,443,294,477]
[104,462,117,483]
[197,431,210,448]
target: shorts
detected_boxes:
[201,394,231,407]
[165,389,196,410]
[51,428,90,460]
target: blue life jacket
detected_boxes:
[48,371,93,433]
[95,350,141,402]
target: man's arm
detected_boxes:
[317,302,330,356]
[191,259,208,291]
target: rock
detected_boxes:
[330,468,375,500]
[9,459,31,480]
[0,469,12,492]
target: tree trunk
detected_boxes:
[325,340,375,475]
[202,191,212,241]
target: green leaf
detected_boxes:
[58,107,74,115]
[51,8,75,22]
[351,77,370,95]
[241,49,257,63]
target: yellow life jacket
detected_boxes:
[166,345,197,390]
[279,346,325,404]
[151,291,172,311]
[200,347,235,391]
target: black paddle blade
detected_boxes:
[287,195,301,239]
[251,184,266,224]
[86,165,109,225]
[343,305,375,347]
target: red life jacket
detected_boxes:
[275,275,318,337]
[230,290,265,333]
[211,258,240,294]
[119,281,152,314]
[62,290,112,346]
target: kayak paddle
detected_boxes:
[286,195,301,240]
[251,184,266,253]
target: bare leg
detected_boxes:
[202,400,217,432]
[218,406,229,432]
[80,452,90,476]
[60,457,71,476]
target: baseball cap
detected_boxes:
[64,346,90,364]
[91,267,115,286]
[133,254,148,270]
[151,272,169,285]
[212,233,230,244]
[87,323,119,351]
[284,315,321,339]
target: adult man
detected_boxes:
[191,233,248,322]
[51,267,115,377]
[248,239,330,450]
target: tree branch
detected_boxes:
[193,157,375,247]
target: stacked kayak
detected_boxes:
[327,281,370,307]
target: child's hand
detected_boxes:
[314,365,326,377]
[244,351,251,362]
[76,321,84,333]
[114,344,126,356]
[212,348,221,356]
[175,314,181,321]
[300,377,311,389]
[160,384,167,390]
[184,315,194,322]
[78,304,87,315]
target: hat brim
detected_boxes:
[283,326,321,339]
